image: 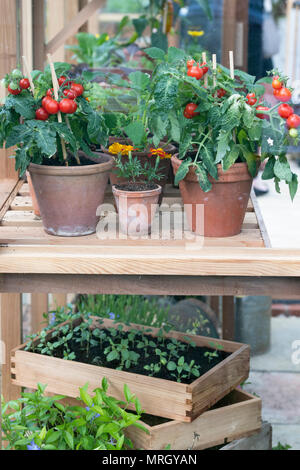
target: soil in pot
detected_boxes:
[29,153,113,237]
[112,183,161,236]
[27,321,230,385]
[171,153,255,237]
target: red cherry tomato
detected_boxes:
[35,108,49,121]
[46,88,54,98]
[278,104,294,119]
[256,105,269,119]
[183,110,193,119]
[58,76,67,86]
[273,89,281,98]
[187,59,195,69]
[44,99,59,115]
[59,98,77,114]
[42,96,52,109]
[275,87,292,102]
[8,85,21,95]
[63,89,77,99]
[71,83,84,97]
[19,78,30,90]
[201,62,209,74]
[246,93,257,106]
[217,88,226,98]
[272,79,282,90]
[286,114,300,129]
[187,66,203,80]
[184,103,199,118]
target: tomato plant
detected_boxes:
[59,98,77,114]
[184,103,199,118]
[71,83,84,97]
[63,89,77,99]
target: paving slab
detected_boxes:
[250,316,300,372]
[244,371,300,425]
[272,425,300,450]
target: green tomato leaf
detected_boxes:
[195,165,212,192]
[274,155,293,183]
[289,173,298,201]
[167,47,186,64]
[222,145,240,172]
[239,144,258,177]
[128,71,150,91]
[262,156,275,180]
[144,47,165,60]
[124,121,145,147]
[174,159,191,185]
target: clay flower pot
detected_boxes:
[26,170,40,217]
[102,137,176,204]
[171,154,254,237]
[112,184,162,236]
[28,153,113,237]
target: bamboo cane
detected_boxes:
[212,54,217,87]
[22,56,34,93]
[47,53,68,164]
[202,51,208,87]
[229,50,234,80]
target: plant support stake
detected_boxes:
[47,53,68,164]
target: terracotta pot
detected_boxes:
[28,153,113,237]
[112,184,162,236]
[171,155,254,237]
[26,170,40,217]
[102,138,176,204]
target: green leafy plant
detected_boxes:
[114,150,162,184]
[1,379,147,450]
[0,63,108,175]
[167,356,201,382]
[146,46,299,199]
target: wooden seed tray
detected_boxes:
[11,317,250,423]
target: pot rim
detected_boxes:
[28,155,113,176]
[112,184,162,197]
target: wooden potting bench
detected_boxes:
[1,179,300,405]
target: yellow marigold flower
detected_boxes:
[95,34,100,39]
[187,30,205,37]
[108,143,136,156]
[149,148,171,159]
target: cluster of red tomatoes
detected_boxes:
[272,76,300,137]
[7,78,30,94]
[186,59,209,81]
[35,77,84,121]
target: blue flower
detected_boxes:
[27,439,41,450]
[86,404,100,420]
[49,312,56,324]
[109,437,116,445]
[108,312,115,320]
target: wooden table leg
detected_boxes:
[31,294,48,334]
[222,296,235,340]
[0,293,22,402]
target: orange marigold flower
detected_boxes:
[148,148,171,159]
[108,143,136,156]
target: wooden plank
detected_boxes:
[65,0,80,63]
[0,246,300,276]
[0,0,19,181]
[9,196,32,211]
[1,274,300,296]
[0,226,264,248]
[1,210,41,226]
[126,389,261,450]
[222,0,237,67]
[30,294,48,335]
[0,180,23,220]
[0,293,21,402]
[46,0,65,62]
[50,294,67,310]
[251,190,271,247]
[46,0,104,56]
[236,0,249,70]
[222,296,235,340]
[32,0,45,69]
[21,0,33,71]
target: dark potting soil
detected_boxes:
[115,182,158,192]
[31,325,230,386]
[41,155,98,167]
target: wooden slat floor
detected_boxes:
[0,183,266,248]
